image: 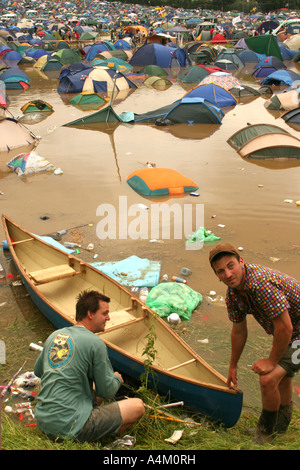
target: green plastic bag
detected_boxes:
[146,282,202,321]
[186,227,220,246]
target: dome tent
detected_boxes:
[127,167,198,197]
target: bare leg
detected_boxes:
[259,364,288,410]
[116,398,145,433]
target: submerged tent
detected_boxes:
[64,97,224,127]
[264,90,300,111]
[58,66,137,94]
[144,75,172,90]
[261,70,300,86]
[129,97,224,125]
[21,100,53,114]
[282,108,300,123]
[199,72,242,90]
[129,43,189,67]
[228,123,300,159]
[69,92,107,110]
[178,65,209,83]
[182,83,237,107]
[0,117,37,152]
[127,168,198,197]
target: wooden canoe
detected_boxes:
[2,215,243,428]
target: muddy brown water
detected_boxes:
[0,59,300,411]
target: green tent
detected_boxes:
[245,35,283,61]
[52,48,82,65]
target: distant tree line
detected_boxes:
[120,0,299,14]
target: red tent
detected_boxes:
[211,33,227,43]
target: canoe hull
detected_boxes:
[3,215,243,428]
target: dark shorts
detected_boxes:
[278,340,300,378]
[76,402,122,443]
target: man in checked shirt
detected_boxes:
[209,243,300,444]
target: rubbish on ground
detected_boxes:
[29,343,43,352]
[187,226,220,244]
[91,255,161,287]
[165,430,184,444]
[53,168,63,175]
[172,276,187,284]
[181,267,192,276]
[167,313,181,324]
[139,287,149,303]
[146,282,202,320]
[104,435,136,450]
[197,338,209,344]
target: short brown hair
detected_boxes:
[75,290,110,321]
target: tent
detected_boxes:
[129,43,189,67]
[261,70,300,86]
[52,48,82,65]
[282,108,300,123]
[178,65,209,83]
[141,65,168,77]
[211,33,227,43]
[144,75,172,90]
[58,67,137,95]
[127,168,198,197]
[214,49,244,68]
[199,72,242,90]
[264,90,300,111]
[69,92,107,110]
[129,97,224,125]
[91,57,133,73]
[245,35,283,61]
[85,42,113,62]
[34,55,63,71]
[63,105,123,127]
[227,123,300,159]
[214,59,238,72]
[0,117,37,151]
[182,83,237,107]
[237,50,260,63]
[0,67,30,89]
[21,100,53,114]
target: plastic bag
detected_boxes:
[186,227,220,246]
[146,282,202,321]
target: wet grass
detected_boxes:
[1,392,300,451]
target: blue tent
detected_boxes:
[254,56,285,70]
[0,67,30,89]
[57,67,94,93]
[237,50,260,63]
[182,83,237,108]
[114,39,132,50]
[85,42,112,62]
[261,70,300,86]
[26,48,50,59]
[129,43,189,67]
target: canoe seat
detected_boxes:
[29,264,79,285]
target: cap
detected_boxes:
[209,243,240,265]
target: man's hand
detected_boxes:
[114,371,124,384]
[227,366,238,389]
[251,358,276,375]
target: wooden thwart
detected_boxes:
[102,316,145,333]
[166,358,197,372]
[29,264,79,284]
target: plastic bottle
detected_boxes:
[29,343,43,352]
[56,229,67,236]
[172,276,187,284]
[63,242,81,248]
[139,287,149,303]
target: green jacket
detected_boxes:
[34,325,122,439]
